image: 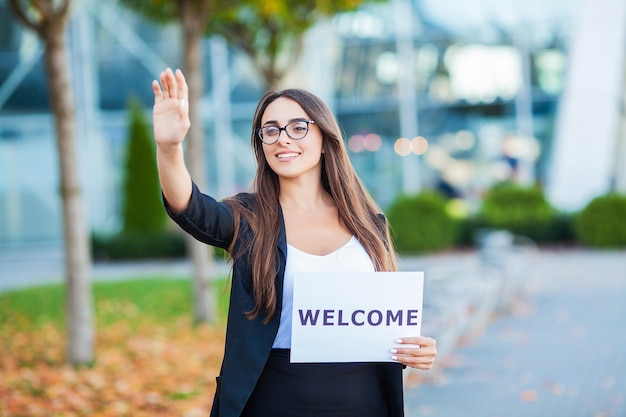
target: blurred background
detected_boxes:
[1,0,625,248]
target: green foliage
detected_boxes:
[0,278,230,330]
[116,0,179,24]
[479,183,559,242]
[91,100,183,260]
[209,0,365,48]
[208,0,385,87]
[212,246,229,261]
[92,230,187,260]
[122,99,165,233]
[386,191,458,253]
[574,194,626,247]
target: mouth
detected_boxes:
[276,152,300,160]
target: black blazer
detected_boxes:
[166,182,405,417]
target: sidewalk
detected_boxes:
[0,243,218,292]
[404,249,626,417]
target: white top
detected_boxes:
[272,236,376,348]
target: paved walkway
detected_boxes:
[0,243,204,292]
[404,249,626,417]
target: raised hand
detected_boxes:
[152,68,190,146]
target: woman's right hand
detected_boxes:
[152,68,190,146]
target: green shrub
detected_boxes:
[386,191,458,253]
[574,194,626,247]
[92,230,186,260]
[91,99,183,260]
[122,98,166,232]
[455,216,488,247]
[479,183,560,242]
[212,246,229,261]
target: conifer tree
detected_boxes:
[122,99,166,233]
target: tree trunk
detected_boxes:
[44,16,94,364]
[180,2,217,324]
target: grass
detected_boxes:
[0,276,231,330]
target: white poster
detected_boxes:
[290,271,424,363]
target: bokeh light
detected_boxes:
[394,137,412,156]
[348,134,366,153]
[364,133,382,152]
[349,133,382,153]
[411,136,429,155]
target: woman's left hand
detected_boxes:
[391,336,437,370]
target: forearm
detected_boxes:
[157,142,192,213]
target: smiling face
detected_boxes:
[260,97,324,181]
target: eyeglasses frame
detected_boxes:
[256,119,316,144]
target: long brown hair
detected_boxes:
[226,89,398,323]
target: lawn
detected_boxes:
[0,277,230,417]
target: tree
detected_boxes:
[209,0,386,89]
[122,99,166,234]
[8,0,94,365]
[118,0,228,324]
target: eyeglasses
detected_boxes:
[256,120,315,144]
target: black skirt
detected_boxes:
[241,349,390,417]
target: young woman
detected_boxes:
[152,68,437,417]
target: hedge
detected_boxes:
[574,194,626,247]
[386,191,458,253]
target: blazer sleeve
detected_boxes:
[163,181,235,250]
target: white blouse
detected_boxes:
[272,236,376,349]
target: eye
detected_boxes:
[264,126,280,136]
[290,122,307,132]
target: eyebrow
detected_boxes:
[262,117,308,126]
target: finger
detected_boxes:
[398,359,435,370]
[392,354,435,365]
[152,79,163,103]
[165,67,178,99]
[160,70,170,99]
[391,346,437,358]
[391,352,436,369]
[396,336,436,347]
[175,69,188,102]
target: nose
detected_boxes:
[276,129,291,145]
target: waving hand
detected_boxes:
[151,68,193,213]
[152,68,190,146]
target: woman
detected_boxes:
[152,68,437,417]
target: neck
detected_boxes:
[278,176,332,211]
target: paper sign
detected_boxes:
[290,271,424,363]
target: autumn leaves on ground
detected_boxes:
[0,278,229,417]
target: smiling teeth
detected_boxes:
[277,153,299,159]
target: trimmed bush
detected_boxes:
[574,194,626,247]
[92,99,182,260]
[386,191,458,253]
[478,183,559,242]
[121,98,166,232]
